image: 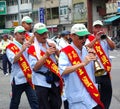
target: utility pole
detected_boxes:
[50,3,53,37]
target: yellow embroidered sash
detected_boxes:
[7,43,34,89]
[28,45,63,93]
[88,35,111,75]
[61,45,104,109]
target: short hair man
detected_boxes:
[6,26,39,109]
[86,20,116,109]
[59,23,104,109]
[0,34,11,75]
[28,22,63,109]
[58,30,71,50]
[21,16,34,42]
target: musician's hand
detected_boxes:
[45,45,56,57]
[95,31,105,40]
[87,47,96,55]
[21,41,31,52]
[83,53,96,66]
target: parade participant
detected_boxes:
[59,23,104,109]
[86,20,116,109]
[0,34,11,75]
[58,30,71,50]
[28,22,63,109]
[58,30,71,109]
[21,16,34,42]
[6,26,39,109]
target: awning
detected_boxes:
[0,29,12,34]
[104,15,120,24]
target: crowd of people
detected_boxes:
[0,16,116,109]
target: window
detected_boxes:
[6,14,17,21]
[21,0,28,4]
[46,7,59,19]
[32,11,39,22]
[60,6,68,16]
[7,0,17,6]
[73,3,87,21]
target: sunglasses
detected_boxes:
[26,23,32,25]
[37,32,48,36]
[78,36,88,40]
[18,31,26,35]
[74,34,88,40]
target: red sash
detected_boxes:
[7,43,34,89]
[61,45,104,109]
[88,35,111,75]
[28,45,63,93]
[25,33,31,41]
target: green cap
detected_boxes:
[14,26,25,33]
[71,24,90,37]
[21,16,33,23]
[34,22,48,34]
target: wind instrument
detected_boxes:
[85,46,106,77]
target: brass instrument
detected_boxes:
[94,60,106,76]
[85,46,106,77]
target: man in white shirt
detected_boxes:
[0,34,11,75]
[58,30,71,50]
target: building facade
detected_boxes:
[3,0,120,38]
[6,0,32,28]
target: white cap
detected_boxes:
[71,23,90,37]
[21,16,33,23]
[93,20,103,26]
[14,26,25,34]
[33,22,48,34]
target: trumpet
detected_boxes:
[85,46,106,77]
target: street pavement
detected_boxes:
[0,49,120,109]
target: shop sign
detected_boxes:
[0,1,7,15]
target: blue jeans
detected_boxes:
[10,80,39,109]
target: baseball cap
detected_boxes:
[33,22,48,34]
[93,20,103,26]
[71,24,90,37]
[21,16,33,23]
[14,26,26,34]
[60,30,70,37]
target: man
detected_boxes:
[58,30,71,50]
[21,16,34,42]
[6,26,39,109]
[59,23,104,109]
[57,30,71,109]
[86,20,116,109]
[28,22,63,109]
[0,34,11,75]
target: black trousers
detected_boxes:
[10,79,39,109]
[35,83,62,109]
[64,100,69,109]
[93,105,102,109]
[95,74,112,109]
[2,54,11,74]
